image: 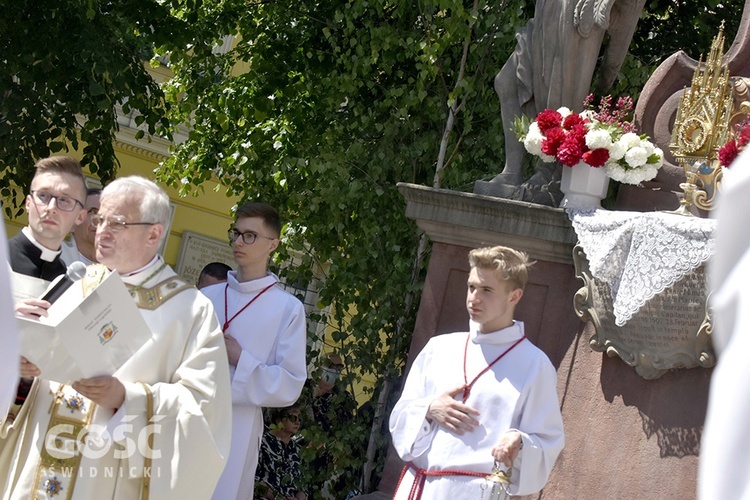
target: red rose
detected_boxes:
[541,127,566,156]
[582,148,610,168]
[719,140,739,168]
[562,113,585,130]
[536,109,563,133]
[557,125,587,166]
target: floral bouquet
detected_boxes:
[718,118,750,168]
[515,95,664,185]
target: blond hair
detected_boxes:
[468,246,534,291]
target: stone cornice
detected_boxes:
[397,183,577,264]
[114,127,171,162]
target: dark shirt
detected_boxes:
[8,232,66,281]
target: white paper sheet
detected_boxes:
[18,271,152,383]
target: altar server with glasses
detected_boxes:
[204,202,308,500]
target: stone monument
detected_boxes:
[475,0,647,205]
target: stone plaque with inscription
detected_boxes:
[175,231,235,285]
[573,245,715,379]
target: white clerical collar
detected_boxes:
[122,255,161,278]
[21,227,61,262]
[470,320,525,345]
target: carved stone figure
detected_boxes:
[475,0,646,204]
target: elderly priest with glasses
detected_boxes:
[1,176,232,499]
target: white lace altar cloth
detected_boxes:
[567,209,716,326]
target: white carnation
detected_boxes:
[639,164,659,182]
[650,148,664,166]
[586,129,612,150]
[620,132,642,149]
[606,160,659,185]
[640,139,655,156]
[625,146,648,167]
[608,141,626,161]
[580,110,596,121]
[523,124,545,156]
[557,107,572,118]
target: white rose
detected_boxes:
[586,129,613,150]
[625,146,648,168]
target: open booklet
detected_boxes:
[18,270,152,383]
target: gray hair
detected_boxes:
[102,176,171,244]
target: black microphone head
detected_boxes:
[66,261,87,281]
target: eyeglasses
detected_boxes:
[30,190,83,212]
[90,214,157,232]
[227,228,277,245]
[284,414,300,423]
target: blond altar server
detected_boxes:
[700,148,750,500]
[0,214,20,421]
[390,246,564,499]
[0,176,232,499]
[204,202,307,500]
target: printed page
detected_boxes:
[18,272,152,383]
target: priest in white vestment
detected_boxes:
[390,246,564,499]
[204,202,307,500]
[0,176,232,499]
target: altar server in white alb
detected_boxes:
[390,245,564,499]
[204,202,307,500]
[0,176,232,499]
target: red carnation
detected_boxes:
[536,109,563,133]
[557,125,587,166]
[562,113,585,130]
[719,141,739,168]
[541,127,566,156]
[582,148,610,168]
[738,126,750,149]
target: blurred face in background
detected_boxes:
[72,192,100,247]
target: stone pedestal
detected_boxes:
[374,184,708,499]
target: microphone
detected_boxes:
[40,261,88,304]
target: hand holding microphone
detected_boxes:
[14,262,88,320]
[39,261,87,304]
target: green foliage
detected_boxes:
[0,0,190,216]
[603,0,744,101]
[157,0,526,491]
[2,0,745,492]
